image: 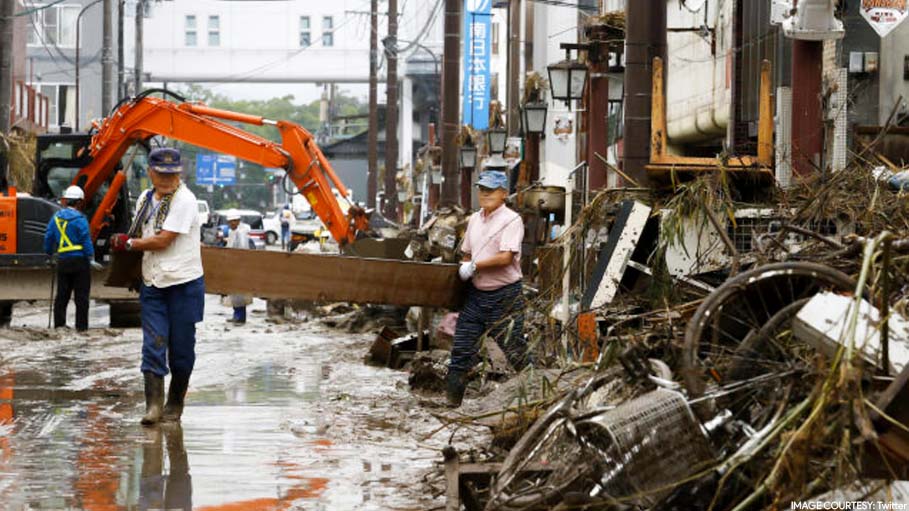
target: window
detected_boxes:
[26,3,79,47]
[322,16,333,47]
[34,84,74,128]
[185,15,197,46]
[299,16,310,47]
[39,85,58,127]
[208,15,220,46]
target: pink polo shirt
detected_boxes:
[461,204,524,291]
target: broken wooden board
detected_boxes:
[581,200,651,310]
[792,291,909,375]
[107,246,466,309]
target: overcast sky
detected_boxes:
[167,82,374,105]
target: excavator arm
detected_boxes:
[75,95,369,246]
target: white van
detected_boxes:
[197,200,211,226]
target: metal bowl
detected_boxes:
[521,186,566,213]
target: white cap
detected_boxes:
[62,185,84,201]
[226,210,242,221]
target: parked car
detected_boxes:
[262,210,281,245]
[202,209,266,249]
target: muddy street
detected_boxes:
[0,297,459,510]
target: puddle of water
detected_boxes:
[0,300,457,510]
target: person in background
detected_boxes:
[44,185,101,331]
[280,204,294,251]
[225,210,252,325]
[446,170,529,408]
[109,147,204,426]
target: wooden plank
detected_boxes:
[758,60,774,166]
[444,447,460,511]
[650,56,667,162]
[107,247,466,308]
[650,154,763,166]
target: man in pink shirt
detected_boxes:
[447,170,529,407]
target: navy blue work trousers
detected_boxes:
[140,277,205,378]
[450,281,528,374]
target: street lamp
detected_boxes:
[521,101,548,135]
[459,144,477,168]
[522,100,547,184]
[547,49,588,110]
[487,127,507,154]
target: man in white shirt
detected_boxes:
[225,210,252,325]
[110,148,205,426]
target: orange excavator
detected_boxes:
[80,89,370,246]
[0,89,375,325]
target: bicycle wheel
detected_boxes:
[681,262,855,423]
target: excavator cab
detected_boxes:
[31,133,139,259]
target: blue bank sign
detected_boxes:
[196,153,237,186]
[463,0,492,130]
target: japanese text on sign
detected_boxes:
[861,0,909,37]
[463,0,492,130]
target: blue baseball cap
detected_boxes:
[476,170,508,190]
[148,148,182,174]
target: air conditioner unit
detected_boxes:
[782,0,844,40]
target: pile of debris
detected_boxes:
[414,161,909,510]
[1,130,37,191]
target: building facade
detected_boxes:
[23,0,119,131]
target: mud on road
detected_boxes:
[0,297,473,510]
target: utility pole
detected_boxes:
[440,0,461,205]
[134,0,144,95]
[383,0,398,218]
[524,0,534,74]
[117,0,124,99]
[101,0,114,114]
[622,0,665,187]
[0,0,14,190]
[0,0,12,136]
[367,0,378,209]
[507,0,521,137]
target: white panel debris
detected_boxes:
[588,201,651,309]
[793,291,909,375]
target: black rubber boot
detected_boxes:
[446,370,467,408]
[161,373,190,422]
[141,372,165,426]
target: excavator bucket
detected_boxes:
[105,247,465,309]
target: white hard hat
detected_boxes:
[62,185,84,201]
[226,210,241,221]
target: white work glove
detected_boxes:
[90,261,104,271]
[459,261,477,282]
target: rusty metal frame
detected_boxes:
[647,57,774,181]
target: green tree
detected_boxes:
[170,85,365,212]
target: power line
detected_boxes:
[14,0,68,17]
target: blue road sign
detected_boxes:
[196,154,237,185]
[463,0,492,130]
